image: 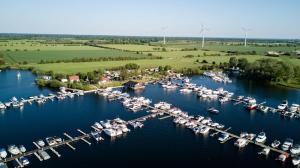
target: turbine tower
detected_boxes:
[242,27,251,47]
[200,25,209,48]
[162,27,168,45]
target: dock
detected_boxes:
[77,129,92,146]
[49,147,61,158]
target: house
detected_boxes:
[61,78,68,83]
[123,81,145,90]
[266,51,279,57]
[68,75,80,83]
[98,76,110,84]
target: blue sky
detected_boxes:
[0,0,299,39]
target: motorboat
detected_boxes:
[258,105,269,112]
[100,120,112,129]
[247,99,257,110]
[53,136,63,143]
[207,107,219,114]
[45,137,57,146]
[290,104,300,113]
[16,72,21,79]
[218,133,230,142]
[258,147,270,156]
[271,140,281,148]
[255,132,267,143]
[277,100,288,111]
[292,156,300,166]
[0,162,8,168]
[7,145,20,155]
[234,138,248,148]
[281,138,293,151]
[37,139,45,147]
[38,150,50,160]
[91,131,103,142]
[19,145,26,153]
[19,156,30,166]
[93,122,103,130]
[199,126,210,134]
[0,102,6,109]
[276,153,289,162]
[0,148,7,158]
[103,128,117,137]
[290,144,300,155]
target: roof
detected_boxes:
[68,75,80,81]
[123,80,139,86]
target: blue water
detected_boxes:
[0,70,300,168]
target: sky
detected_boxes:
[0,0,299,39]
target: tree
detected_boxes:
[237,58,249,70]
[229,57,238,67]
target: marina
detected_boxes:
[0,70,300,167]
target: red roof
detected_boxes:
[68,75,80,81]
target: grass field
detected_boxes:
[99,44,179,52]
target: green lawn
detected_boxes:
[99,44,179,52]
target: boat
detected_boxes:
[19,145,26,153]
[234,138,248,148]
[93,122,103,130]
[255,132,267,143]
[38,150,50,160]
[258,147,270,156]
[290,144,300,155]
[276,153,289,162]
[271,140,281,148]
[0,102,6,109]
[16,72,21,79]
[7,145,20,155]
[292,156,300,166]
[19,156,30,166]
[199,126,210,134]
[100,120,112,129]
[218,133,230,142]
[37,139,45,147]
[0,148,7,158]
[281,138,293,151]
[91,131,103,142]
[247,99,257,110]
[207,107,219,114]
[277,100,288,111]
[258,105,269,112]
[290,104,300,113]
[103,128,117,137]
[45,137,57,146]
[53,136,63,143]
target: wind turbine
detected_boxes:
[161,27,168,45]
[200,25,209,48]
[242,27,251,47]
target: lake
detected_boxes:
[0,70,299,168]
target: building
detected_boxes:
[98,76,110,84]
[266,51,280,57]
[41,75,52,80]
[123,81,145,90]
[68,75,80,83]
[61,78,68,83]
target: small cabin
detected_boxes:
[68,75,80,83]
[123,81,145,90]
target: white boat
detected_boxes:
[290,104,300,113]
[0,102,6,109]
[179,88,192,93]
[91,131,103,142]
[276,153,289,162]
[218,133,230,142]
[16,72,21,79]
[100,120,112,129]
[292,156,300,166]
[19,145,26,153]
[103,128,117,137]
[199,126,210,134]
[271,140,281,148]
[45,137,57,146]
[281,138,293,151]
[38,150,50,160]
[255,132,267,143]
[37,139,45,147]
[0,148,7,158]
[93,122,103,130]
[19,156,30,166]
[290,144,300,155]
[234,138,248,148]
[207,107,219,114]
[258,147,270,156]
[0,162,8,168]
[7,145,20,155]
[277,100,288,111]
[258,105,269,112]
